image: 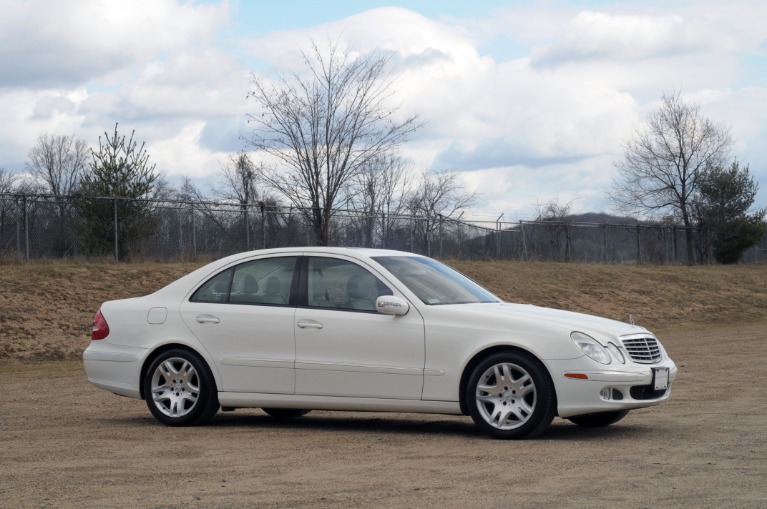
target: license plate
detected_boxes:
[653,367,669,390]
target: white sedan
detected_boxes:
[84,247,677,439]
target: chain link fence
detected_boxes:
[1,193,765,263]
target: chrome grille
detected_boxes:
[620,335,662,364]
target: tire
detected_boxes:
[262,408,311,419]
[568,410,629,427]
[465,351,556,439]
[143,349,219,426]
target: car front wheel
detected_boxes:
[143,349,219,426]
[466,351,556,439]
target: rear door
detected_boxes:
[180,255,299,394]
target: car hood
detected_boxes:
[430,302,650,343]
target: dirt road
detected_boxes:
[1,322,765,508]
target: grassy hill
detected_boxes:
[1,259,765,361]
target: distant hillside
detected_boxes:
[1,260,765,362]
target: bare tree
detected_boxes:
[349,153,412,247]
[408,170,477,255]
[178,176,206,201]
[534,199,575,262]
[25,133,88,197]
[0,167,19,236]
[24,133,89,255]
[247,40,421,245]
[0,166,18,193]
[212,152,260,210]
[612,91,733,264]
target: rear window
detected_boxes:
[190,257,298,305]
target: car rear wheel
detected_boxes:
[144,349,219,426]
[568,410,629,427]
[466,351,556,439]
[262,408,311,419]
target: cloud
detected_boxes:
[531,10,735,68]
[150,122,227,179]
[0,1,244,178]
[87,50,248,123]
[433,138,591,171]
[1,0,765,217]
[0,0,229,88]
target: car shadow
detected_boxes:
[107,412,654,441]
[541,419,653,441]
[207,411,481,438]
[103,408,656,441]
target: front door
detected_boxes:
[294,256,425,400]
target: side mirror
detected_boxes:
[375,295,410,316]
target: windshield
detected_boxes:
[373,256,500,305]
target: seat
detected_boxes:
[309,270,331,307]
[231,274,260,303]
[346,274,376,310]
[262,276,286,304]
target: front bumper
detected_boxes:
[546,357,678,418]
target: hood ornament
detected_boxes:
[629,314,635,326]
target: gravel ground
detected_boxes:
[1,322,765,509]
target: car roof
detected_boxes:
[149,247,423,300]
[232,246,422,258]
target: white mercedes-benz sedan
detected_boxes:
[83,247,677,439]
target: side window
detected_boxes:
[307,257,392,311]
[191,257,298,305]
[190,269,232,303]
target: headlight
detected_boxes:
[607,342,625,364]
[570,332,611,365]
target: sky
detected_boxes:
[1,0,765,220]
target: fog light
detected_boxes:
[600,388,611,400]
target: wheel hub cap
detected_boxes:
[475,362,537,430]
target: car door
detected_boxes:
[180,255,299,394]
[294,255,425,399]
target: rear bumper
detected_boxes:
[83,342,146,399]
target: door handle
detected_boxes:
[196,314,220,324]
[297,319,323,329]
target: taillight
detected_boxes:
[91,310,110,340]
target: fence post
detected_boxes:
[520,220,528,261]
[113,197,119,262]
[456,212,463,258]
[244,205,250,251]
[178,206,183,260]
[23,194,30,262]
[191,202,197,260]
[427,219,431,258]
[636,224,641,264]
[15,197,20,259]
[410,217,414,253]
[496,214,503,260]
[495,221,501,260]
[438,215,443,257]
[671,226,677,265]
[260,202,266,249]
[381,212,386,249]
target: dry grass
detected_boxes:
[1,259,765,362]
[450,260,767,328]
